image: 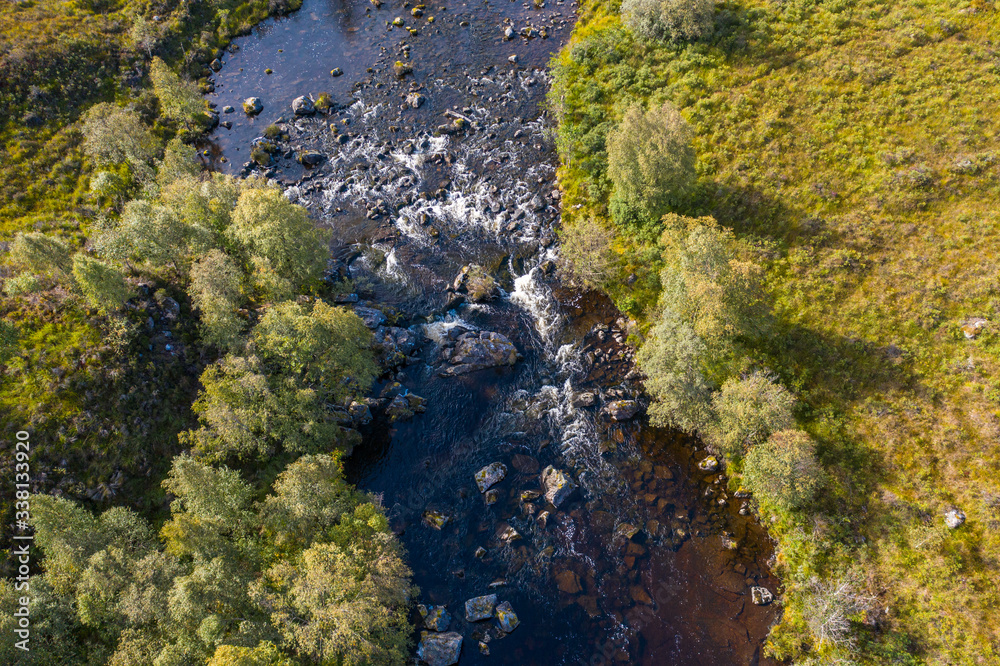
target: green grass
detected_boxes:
[551,0,1000,662]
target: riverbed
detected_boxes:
[206,0,781,663]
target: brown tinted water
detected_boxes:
[206,0,782,663]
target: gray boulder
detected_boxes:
[751,586,774,606]
[495,600,520,632]
[603,399,641,421]
[354,306,387,329]
[475,462,507,493]
[292,95,315,115]
[419,604,452,632]
[541,465,576,508]
[440,331,520,376]
[243,97,262,115]
[297,151,325,166]
[465,594,497,622]
[945,508,966,529]
[417,631,462,666]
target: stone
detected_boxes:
[423,510,449,529]
[373,326,421,367]
[615,523,640,540]
[440,331,520,376]
[495,601,520,632]
[511,454,540,473]
[540,465,576,507]
[475,462,508,493]
[698,456,719,472]
[406,92,426,108]
[537,510,550,528]
[504,25,515,39]
[292,95,315,115]
[520,489,541,502]
[331,67,343,76]
[417,631,462,666]
[394,61,414,78]
[630,586,653,605]
[475,546,487,558]
[222,105,235,113]
[555,569,582,594]
[422,605,451,631]
[349,401,372,425]
[386,393,426,422]
[751,586,774,606]
[297,151,325,166]
[354,306,387,329]
[478,641,490,655]
[465,594,497,622]
[452,264,498,301]
[603,399,641,421]
[945,508,966,529]
[210,58,222,71]
[498,525,521,543]
[243,97,263,115]
[571,391,596,408]
[392,16,405,26]
[962,318,987,339]
[484,488,500,505]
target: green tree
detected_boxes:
[150,57,207,127]
[559,215,617,289]
[226,186,329,296]
[71,254,133,311]
[81,103,158,177]
[621,0,714,43]
[208,642,296,666]
[156,138,202,189]
[705,371,795,459]
[606,102,696,235]
[251,503,413,666]
[636,309,714,432]
[10,232,72,277]
[189,250,245,349]
[95,199,195,270]
[742,429,823,512]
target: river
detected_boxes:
[204,0,781,663]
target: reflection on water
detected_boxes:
[208,0,781,663]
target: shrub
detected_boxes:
[606,103,696,235]
[636,309,714,432]
[621,0,714,43]
[802,574,877,650]
[705,371,795,459]
[560,216,617,289]
[81,103,157,183]
[10,232,72,276]
[188,250,244,349]
[150,57,206,127]
[4,273,42,296]
[0,320,19,366]
[71,254,133,312]
[742,429,822,512]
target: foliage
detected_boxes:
[621,0,714,43]
[606,102,695,237]
[802,574,878,651]
[26,453,410,666]
[742,429,822,512]
[81,103,158,178]
[150,57,207,128]
[227,186,330,296]
[10,232,72,277]
[558,215,617,289]
[705,371,795,459]
[71,253,133,312]
[188,249,244,349]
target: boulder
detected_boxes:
[540,465,576,508]
[419,605,452,632]
[292,95,315,115]
[495,601,520,632]
[465,594,497,622]
[373,326,421,367]
[475,462,507,493]
[330,67,343,76]
[945,508,966,529]
[348,401,372,426]
[498,524,521,543]
[452,264,498,302]
[417,631,462,666]
[555,569,582,594]
[440,331,520,376]
[511,454,540,473]
[406,92,426,108]
[297,151,325,166]
[243,97,263,115]
[571,391,596,408]
[354,306,387,329]
[751,586,774,606]
[423,510,449,529]
[603,399,641,421]
[697,456,719,472]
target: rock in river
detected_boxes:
[243,97,263,115]
[465,594,498,622]
[297,151,325,166]
[292,95,315,115]
[417,631,462,666]
[603,399,641,421]
[440,331,521,376]
[495,600,520,632]
[541,465,576,508]
[751,586,774,606]
[698,455,719,472]
[419,604,452,631]
[475,462,507,493]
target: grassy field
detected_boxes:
[551,0,1000,662]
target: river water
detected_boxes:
[205,0,781,663]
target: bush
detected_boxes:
[10,232,72,278]
[81,103,158,179]
[3,272,42,296]
[71,254,133,312]
[621,0,715,43]
[559,216,617,289]
[705,371,795,459]
[802,574,877,650]
[742,429,822,512]
[606,103,696,235]
[150,57,206,127]
[188,250,244,349]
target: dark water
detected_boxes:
[206,1,781,663]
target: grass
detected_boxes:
[551,0,1000,662]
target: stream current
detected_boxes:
[205,0,781,663]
